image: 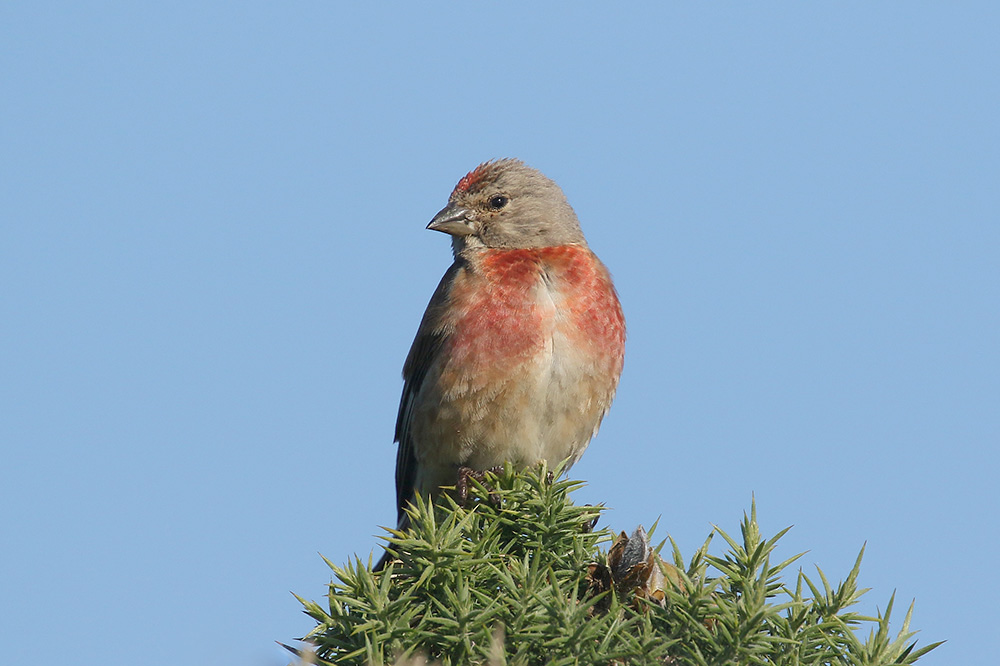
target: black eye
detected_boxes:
[487,194,509,210]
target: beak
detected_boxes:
[427,204,475,237]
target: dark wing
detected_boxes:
[393,261,461,526]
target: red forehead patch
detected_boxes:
[455,162,490,192]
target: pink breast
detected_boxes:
[446,246,624,375]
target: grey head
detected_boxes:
[427,159,587,253]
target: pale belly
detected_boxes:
[411,326,608,495]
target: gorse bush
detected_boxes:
[293,465,939,665]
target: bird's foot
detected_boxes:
[582,504,602,533]
[456,465,505,506]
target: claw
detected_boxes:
[455,465,505,506]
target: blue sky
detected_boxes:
[2,3,997,665]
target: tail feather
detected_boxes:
[372,511,411,572]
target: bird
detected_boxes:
[377,159,625,569]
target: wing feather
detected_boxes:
[392,261,462,525]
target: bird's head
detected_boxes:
[428,159,586,253]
